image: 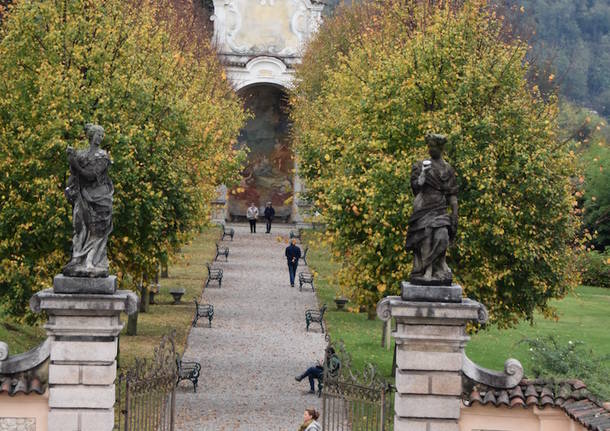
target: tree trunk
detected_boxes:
[139,284,150,313]
[127,312,138,336]
[161,264,168,278]
[367,305,377,320]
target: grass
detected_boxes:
[304,231,395,379]
[466,285,610,372]
[303,230,610,382]
[117,225,220,368]
[0,320,45,355]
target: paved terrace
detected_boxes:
[175,224,326,431]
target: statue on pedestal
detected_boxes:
[405,134,458,286]
[63,124,113,278]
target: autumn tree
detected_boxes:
[292,0,581,326]
[0,0,246,320]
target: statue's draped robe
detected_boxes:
[405,159,457,276]
[65,149,113,274]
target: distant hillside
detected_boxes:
[500,0,609,116]
[322,1,609,116]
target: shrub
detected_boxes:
[520,335,610,401]
[581,249,610,288]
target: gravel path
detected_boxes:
[175,224,326,431]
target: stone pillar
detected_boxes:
[30,276,138,431]
[377,283,488,431]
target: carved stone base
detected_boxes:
[53,274,117,294]
[401,281,462,303]
[30,288,138,431]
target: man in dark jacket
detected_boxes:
[285,239,301,287]
[264,202,275,233]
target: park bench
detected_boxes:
[305,303,327,333]
[176,356,201,393]
[205,263,223,288]
[299,271,315,292]
[221,223,234,241]
[192,300,214,328]
[289,228,302,240]
[299,246,309,266]
[215,242,229,262]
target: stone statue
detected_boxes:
[63,124,113,278]
[405,134,458,285]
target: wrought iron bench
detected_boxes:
[305,304,327,333]
[221,223,234,241]
[289,228,302,240]
[205,263,223,288]
[214,242,229,262]
[176,356,201,393]
[299,246,309,266]
[192,300,214,328]
[299,271,314,292]
[317,353,341,396]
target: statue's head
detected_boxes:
[425,133,447,159]
[85,124,105,148]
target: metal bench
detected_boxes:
[299,271,314,292]
[214,242,229,262]
[305,304,327,333]
[221,223,234,241]
[192,300,214,328]
[299,246,309,266]
[205,263,223,288]
[317,353,341,396]
[176,356,201,393]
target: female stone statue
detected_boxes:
[405,134,458,285]
[63,124,113,277]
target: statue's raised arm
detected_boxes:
[63,124,114,278]
[405,134,458,286]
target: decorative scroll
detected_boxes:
[462,353,524,389]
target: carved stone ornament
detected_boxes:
[212,0,323,58]
[406,134,458,286]
[376,295,395,321]
[63,124,113,278]
[462,353,524,389]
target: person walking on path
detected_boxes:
[298,408,321,431]
[285,239,301,287]
[247,202,259,233]
[264,202,275,233]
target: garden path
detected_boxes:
[175,224,326,431]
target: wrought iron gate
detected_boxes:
[115,332,178,431]
[321,341,394,431]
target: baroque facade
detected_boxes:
[210,0,329,221]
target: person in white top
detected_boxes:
[246,202,259,233]
[298,408,321,431]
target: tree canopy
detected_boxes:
[0,0,246,320]
[292,0,582,327]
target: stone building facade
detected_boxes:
[210,0,330,222]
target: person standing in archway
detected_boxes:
[264,202,275,233]
[247,202,259,233]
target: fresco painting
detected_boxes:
[229,85,293,220]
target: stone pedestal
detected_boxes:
[30,287,138,431]
[377,283,488,431]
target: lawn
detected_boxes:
[303,231,610,382]
[117,225,220,368]
[0,320,45,355]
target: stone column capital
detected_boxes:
[31,288,138,317]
